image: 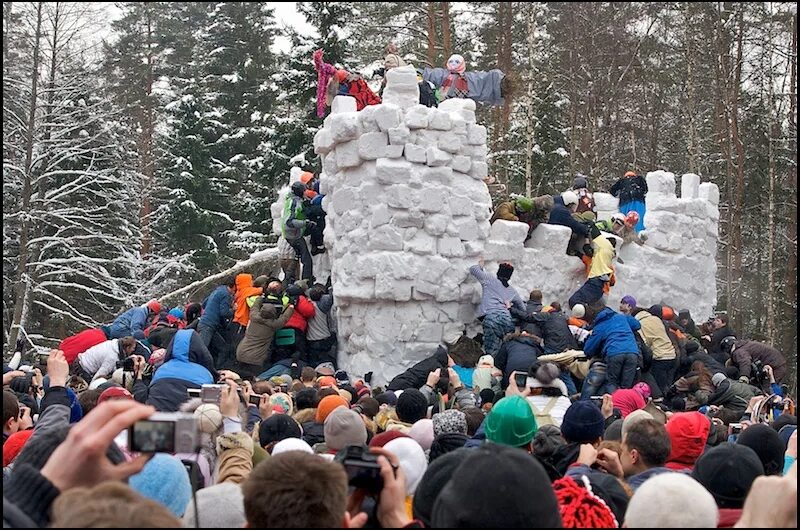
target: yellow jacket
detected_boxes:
[635,311,677,361]
[588,235,614,278]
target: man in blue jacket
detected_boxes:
[548,191,592,257]
[109,300,161,340]
[133,329,219,412]
[197,278,236,370]
[583,304,642,395]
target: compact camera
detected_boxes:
[128,412,200,453]
[116,356,135,371]
[334,445,383,493]
[200,384,226,404]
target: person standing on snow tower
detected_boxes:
[282,181,314,283]
[610,171,647,232]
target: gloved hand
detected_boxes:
[306,220,317,229]
[739,376,750,384]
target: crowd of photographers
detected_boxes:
[1,271,797,528]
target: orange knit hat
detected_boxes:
[300,171,314,184]
[315,395,349,423]
[317,376,338,389]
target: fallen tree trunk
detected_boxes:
[159,248,281,306]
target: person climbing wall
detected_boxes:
[610,171,647,232]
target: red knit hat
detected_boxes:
[300,171,314,184]
[146,299,162,314]
[97,387,133,405]
[317,376,338,389]
[554,476,618,528]
[3,429,34,467]
[368,430,409,448]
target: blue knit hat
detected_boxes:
[65,387,83,423]
[129,454,192,517]
[561,401,606,444]
[168,307,185,320]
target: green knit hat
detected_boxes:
[515,197,534,213]
[484,395,538,448]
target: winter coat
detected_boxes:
[583,308,641,360]
[626,467,673,490]
[307,294,334,341]
[233,274,263,327]
[199,285,234,331]
[282,194,308,241]
[664,412,711,471]
[707,379,761,413]
[145,330,217,412]
[548,196,590,237]
[495,334,543,389]
[77,339,124,379]
[469,265,526,318]
[236,299,294,366]
[387,347,449,392]
[284,295,315,333]
[513,310,577,355]
[635,311,677,361]
[609,175,648,205]
[588,235,614,279]
[731,340,787,380]
[717,508,743,528]
[59,328,108,365]
[110,305,150,340]
[490,201,520,223]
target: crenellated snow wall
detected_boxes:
[271,65,719,384]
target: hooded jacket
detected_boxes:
[145,330,217,412]
[610,175,647,204]
[635,311,677,361]
[583,308,641,360]
[110,305,150,340]
[284,295,316,333]
[199,285,234,331]
[233,274,263,327]
[59,328,108,365]
[236,300,294,366]
[490,201,521,223]
[494,333,543,389]
[387,347,449,392]
[730,339,786,380]
[548,196,590,237]
[77,339,124,380]
[513,309,577,355]
[665,412,711,471]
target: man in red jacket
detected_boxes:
[272,284,316,370]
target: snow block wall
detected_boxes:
[271,66,719,383]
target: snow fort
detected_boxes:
[271,65,720,384]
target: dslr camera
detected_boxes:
[128,412,200,453]
[116,356,135,371]
[334,445,383,494]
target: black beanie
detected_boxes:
[395,389,428,424]
[376,391,397,407]
[496,263,514,282]
[259,414,302,447]
[692,442,763,509]
[479,389,495,407]
[428,432,468,462]
[603,418,624,442]
[295,388,319,410]
[14,424,125,472]
[412,448,471,527]
[735,424,786,476]
[432,444,562,528]
[771,414,797,434]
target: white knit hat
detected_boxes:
[272,437,314,456]
[571,304,586,318]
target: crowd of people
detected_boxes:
[2,250,796,527]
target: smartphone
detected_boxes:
[589,396,604,401]
[514,372,527,389]
[248,393,263,406]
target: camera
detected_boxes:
[334,445,383,493]
[116,356,135,371]
[248,393,263,406]
[514,372,527,389]
[128,412,200,453]
[728,423,743,437]
[200,384,226,404]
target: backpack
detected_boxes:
[529,397,560,427]
[419,80,438,108]
[635,332,654,372]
